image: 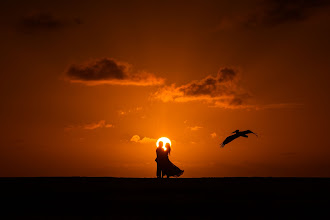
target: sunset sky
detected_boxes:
[1,0,330,177]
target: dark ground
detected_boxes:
[1,177,330,218]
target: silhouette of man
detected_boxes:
[155,141,165,178]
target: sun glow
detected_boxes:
[156,137,171,151]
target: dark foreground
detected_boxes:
[1,177,330,217]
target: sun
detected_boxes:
[156,137,171,151]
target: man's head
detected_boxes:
[158,141,163,148]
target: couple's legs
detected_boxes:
[157,164,170,178]
[157,163,162,178]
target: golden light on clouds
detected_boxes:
[65,58,165,86]
[130,135,156,144]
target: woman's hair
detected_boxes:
[165,143,171,155]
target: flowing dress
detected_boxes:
[156,147,184,177]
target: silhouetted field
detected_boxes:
[1,177,329,217]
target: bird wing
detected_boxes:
[220,133,240,148]
[244,130,258,137]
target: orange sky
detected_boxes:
[1,0,330,177]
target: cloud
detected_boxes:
[211,102,302,110]
[153,67,300,110]
[254,103,303,110]
[216,0,330,30]
[259,0,330,26]
[65,120,113,131]
[118,107,143,116]
[153,67,250,109]
[211,132,217,138]
[83,120,113,130]
[65,58,164,86]
[18,12,82,32]
[189,126,203,131]
[130,135,157,144]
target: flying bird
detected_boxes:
[220,130,258,148]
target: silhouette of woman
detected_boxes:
[160,143,184,178]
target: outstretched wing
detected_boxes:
[220,133,240,148]
[243,130,258,137]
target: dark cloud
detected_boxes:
[65,58,164,86]
[254,0,330,27]
[20,13,63,29]
[18,12,82,32]
[179,68,240,98]
[68,59,126,81]
[217,0,330,30]
[153,67,300,110]
[218,68,236,82]
[153,67,249,108]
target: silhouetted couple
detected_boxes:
[155,141,184,178]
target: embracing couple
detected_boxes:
[155,141,184,178]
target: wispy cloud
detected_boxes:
[83,120,113,130]
[118,107,143,116]
[189,126,203,131]
[65,58,164,86]
[211,132,217,138]
[211,102,302,110]
[153,67,250,109]
[65,120,113,131]
[130,135,157,144]
[254,103,303,110]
